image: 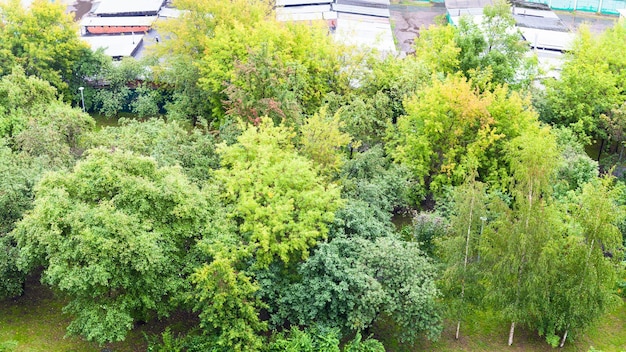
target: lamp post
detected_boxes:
[78,86,85,112]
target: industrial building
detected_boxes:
[80,0,170,59]
[275,0,396,54]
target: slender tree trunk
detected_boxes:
[597,138,604,162]
[456,192,475,340]
[508,321,515,346]
[559,329,568,348]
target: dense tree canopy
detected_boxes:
[13,149,211,343]
[1,0,626,350]
[390,75,537,198]
[0,0,93,98]
[543,23,626,140]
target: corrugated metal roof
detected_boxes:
[335,0,389,8]
[93,0,164,16]
[512,7,559,18]
[82,34,144,58]
[81,16,157,27]
[332,3,390,17]
[519,27,574,51]
[447,7,484,17]
[445,0,494,10]
[514,13,568,31]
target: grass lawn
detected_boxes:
[374,303,626,352]
[0,275,196,352]
[2,276,626,352]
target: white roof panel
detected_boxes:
[277,12,325,21]
[93,0,164,16]
[334,13,395,53]
[323,11,338,19]
[519,27,574,51]
[159,7,183,18]
[80,16,157,27]
[82,34,144,58]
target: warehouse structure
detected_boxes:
[80,0,170,59]
[275,0,396,54]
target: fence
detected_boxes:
[516,0,624,15]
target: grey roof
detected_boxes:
[332,3,390,17]
[276,5,334,21]
[519,27,574,51]
[335,0,389,8]
[514,14,569,31]
[93,0,164,16]
[445,0,494,10]
[82,34,144,58]
[513,8,569,31]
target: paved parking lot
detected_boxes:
[390,3,447,53]
[556,10,619,33]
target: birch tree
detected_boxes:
[480,126,559,346]
[438,180,487,340]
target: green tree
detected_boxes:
[0,0,91,98]
[358,56,430,124]
[438,180,487,340]
[299,108,352,176]
[328,92,393,147]
[480,126,560,346]
[330,146,408,241]
[13,149,210,343]
[277,237,442,343]
[390,76,537,199]
[414,23,460,74]
[0,140,42,299]
[85,118,219,183]
[91,57,158,118]
[0,66,57,139]
[14,102,95,167]
[189,118,342,349]
[155,0,346,125]
[543,23,626,141]
[215,118,342,268]
[552,127,598,198]
[224,45,306,126]
[455,0,534,88]
[191,247,267,352]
